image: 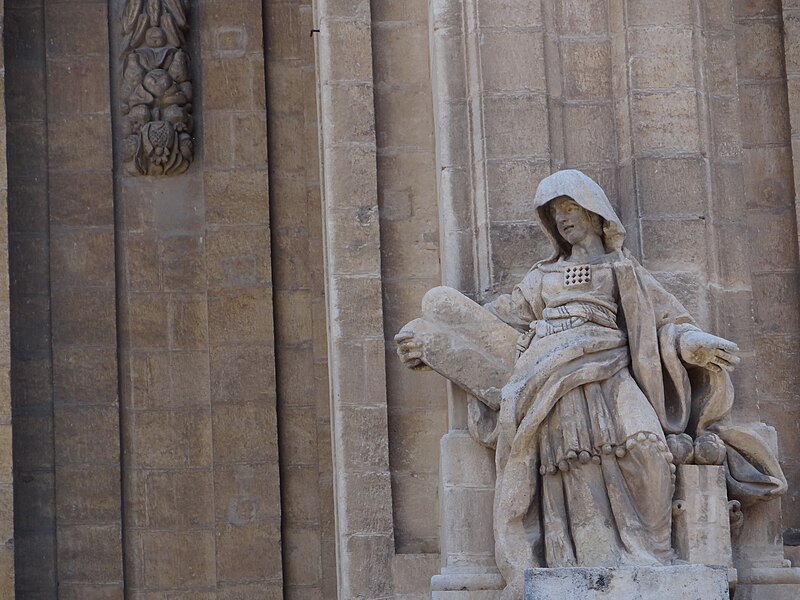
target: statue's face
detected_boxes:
[550,196,596,246]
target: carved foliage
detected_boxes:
[121,0,193,176]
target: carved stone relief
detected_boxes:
[121,0,193,176]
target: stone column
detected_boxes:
[46,2,124,597]
[314,0,396,597]
[5,1,55,595]
[429,0,499,595]
[733,426,800,599]
[429,0,550,594]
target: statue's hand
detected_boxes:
[679,330,740,373]
[394,331,432,371]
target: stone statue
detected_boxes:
[396,170,787,598]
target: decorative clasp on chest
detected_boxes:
[563,264,592,288]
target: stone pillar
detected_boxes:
[314,0,396,597]
[432,429,501,598]
[428,0,517,595]
[5,1,55,595]
[733,426,800,599]
[429,0,550,594]
[46,2,124,597]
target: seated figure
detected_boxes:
[396,170,786,598]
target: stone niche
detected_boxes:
[396,171,800,600]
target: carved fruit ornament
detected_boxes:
[121,0,193,176]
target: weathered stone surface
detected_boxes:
[4,1,800,600]
[398,171,786,599]
[672,465,733,566]
[397,286,518,409]
[524,565,730,600]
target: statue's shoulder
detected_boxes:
[520,262,548,286]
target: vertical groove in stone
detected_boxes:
[607,0,641,258]
[0,0,15,595]
[5,0,54,595]
[314,0,395,596]
[370,0,445,558]
[265,0,335,597]
[736,0,800,526]
[44,0,124,596]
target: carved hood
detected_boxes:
[533,169,626,257]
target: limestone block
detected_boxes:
[733,584,800,600]
[432,591,501,600]
[432,571,504,597]
[672,465,733,567]
[524,565,729,600]
[736,567,800,600]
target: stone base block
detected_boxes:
[524,565,729,600]
[431,572,503,599]
[735,567,800,599]
[734,584,800,600]
[432,592,501,600]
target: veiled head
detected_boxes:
[534,170,626,258]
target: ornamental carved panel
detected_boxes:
[121,0,193,176]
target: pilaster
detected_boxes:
[314,0,396,597]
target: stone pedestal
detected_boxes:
[732,425,800,599]
[673,465,733,567]
[524,566,730,600]
[432,428,503,600]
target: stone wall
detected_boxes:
[1,0,799,598]
[265,0,337,597]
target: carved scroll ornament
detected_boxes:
[121,0,193,176]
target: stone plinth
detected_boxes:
[524,566,729,600]
[432,430,503,600]
[735,567,800,599]
[673,465,733,566]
